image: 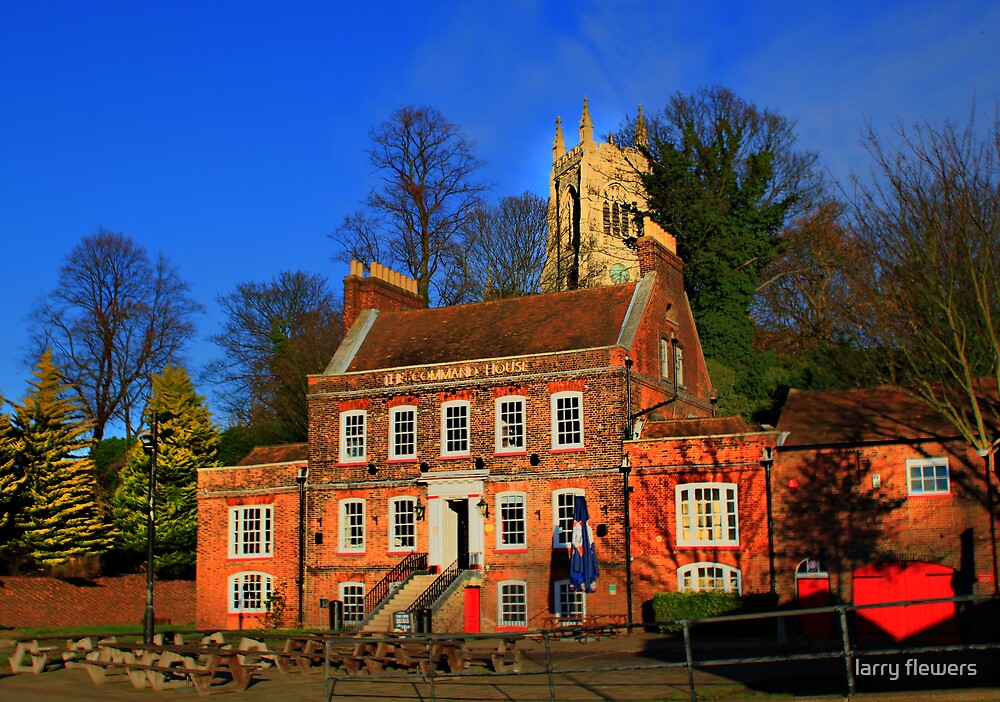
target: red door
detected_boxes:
[853,562,957,643]
[463,586,481,633]
[797,576,832,638]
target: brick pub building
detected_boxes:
[196,102,998,639]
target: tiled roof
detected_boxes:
[235,442,309,466]
[641,416,756,438]
[345,283,639,372]
[777,383,999,447]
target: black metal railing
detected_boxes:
[406,558,461,615]
[364,552,428,616]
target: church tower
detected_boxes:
[542,100,671,291]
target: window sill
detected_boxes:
[439,454,472,460]
[387,458,418,464]
[336,551,368,557]
[387,548,418,555]
[675,544,741,550]
[496,625,529,632]
[494,450,527,457]
[227,554,274,561]
[549,447,585,454]
[496,547,529,554]
[907,492,952,498]
[227,611,266,617]
[338,461,367,467]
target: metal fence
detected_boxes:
[323,593,1000,702]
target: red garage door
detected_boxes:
[853,561,957,643]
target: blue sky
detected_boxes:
[1,1,997,430]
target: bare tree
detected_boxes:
[461,192,550,301]
[330,105,492,306]
[847,110,1000,458]
[205,270,342,441]
[28,229,201,440]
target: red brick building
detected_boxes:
[195,227,787,631]
[772,385,999,641]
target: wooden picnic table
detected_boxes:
[540,613,627,639]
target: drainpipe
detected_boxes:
[296,467,308,627]
[623,355,634,629]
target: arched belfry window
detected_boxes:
[603,184,629,241]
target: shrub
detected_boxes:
[652,591,779,633]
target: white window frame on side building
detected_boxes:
[677,562,742,593]
[389,405,417,460]
[551,391,583,450]
[906,457,950,495]
[498,580,528,629]
[496,491,527,550]
[676,483,739,547]
[339,581,366,624]
[339,409,367,464]
[495,395,526,453]
[389,496,417,552]
[339,498,366,553]
[441,400,471,457]
[552,488,584,548]
[229,504,273,558]
[228,571,273,613]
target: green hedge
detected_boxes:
[652,591,778,633]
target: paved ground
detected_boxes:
[2,632,999,701]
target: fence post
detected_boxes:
[839,606,856,699]
[544,630,556,702]
[683,620,697,702]
[428,633,437,702]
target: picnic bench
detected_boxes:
[541,613,627,640]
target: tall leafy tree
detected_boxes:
[112,365,219,578]
[11,351,114,570]
[330,105,492,306]
[27,228,202,440]
[205,270,342,440]
[632,87,819,370]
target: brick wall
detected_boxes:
[772,438,997,604]
[0,575,194,629]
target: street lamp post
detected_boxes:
[976,439,1000,596]
[140,419,158,645]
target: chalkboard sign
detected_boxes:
[392,610,412,632]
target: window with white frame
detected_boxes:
[677,563,742,593]
[552,488,584,547]
[673,345,685,387]
[676,483,738,546]
[496,396,525,452]
[339,499,365,552]
[389,497,417,551]
[554,579,586,621]
[498,580,528,628]
[229,504,273,558]
[339,582,365,624]
[389,405,417,460]
[907,457,950,495]
[441,400,471,456]
[340,410,367,463]
[497,492,526,549]
[659,339,670,380]
[551,391,583,449]
[229,571,273,612]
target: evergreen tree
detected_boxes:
[112,365,219,578]
[0,407,27,557]
[11,351,114,569]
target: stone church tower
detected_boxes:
[542,99,673,292]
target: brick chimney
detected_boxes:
[342,261,426,331]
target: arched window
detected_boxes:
[228,571,273,612]
[677,563,741,594]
